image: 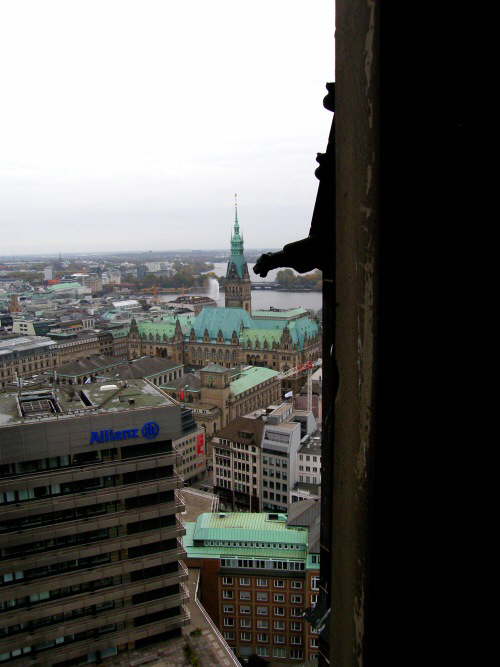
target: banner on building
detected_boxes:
[197,433,205,455]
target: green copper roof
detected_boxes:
[47,282,83,291]
[225,200,249,280]
[192,307,253,341]
[110,327,130,338]
[286,318,320,347]
[137,321,177,339]
[239,328,284,348]
[130,306,318,351]
[187,512,308,547]
[230,366,279,396]
[252,308,308,319]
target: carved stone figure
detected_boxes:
[253,82,335,277]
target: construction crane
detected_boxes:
[278,359,321,412]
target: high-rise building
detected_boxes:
[224,197,252,313]
[0,379,193,665]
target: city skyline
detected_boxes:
[0,0,334,254]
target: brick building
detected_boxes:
[183,507,320,663]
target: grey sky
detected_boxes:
[0,0,334,255]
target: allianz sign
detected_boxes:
[89,421,160,444]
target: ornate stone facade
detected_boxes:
[126,209,321,372]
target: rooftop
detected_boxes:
[0,335,55,357]
[252,307,308,319]
[214,417,265,445]
[287,499,321,554]
[0,379,175,427]
[200,363,228,373]
[46,282,84,292]
[161,372,201,392]
[229,365,279,396]
[184,511,310,561]
[55,355,125,377]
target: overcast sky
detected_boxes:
[0,1,334,255]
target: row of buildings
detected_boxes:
[0,372,321,665]
[0,211,323,665]
[212,402,322,513]
[1,212,321,391]
[0,331,129,390]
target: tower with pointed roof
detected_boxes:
[225,195,252,312]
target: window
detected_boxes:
[257,647,270,657]
[290,648,304,659]
[240,618,251,628]
[274,593,285,602]
[239,577,250,586]
[274,580,285,588]
[291,581,303,589]
[240,591,251,600]
[256,578,268,587]
[274,634,285,644]
[273,647,286,658]
[291,608,303,617]
[274,607,285,616]
[240,605,251,615]
[273,620,285,630]
[257,619,269,628]
[291,594,303,603]
[291,635,302,645]
[257,633,268,642]
[222,576,233,585]
[256,592,268,601]
[224,618,234,626]
[256,606,268,616]
[240,631,251,641]
[223,591,233,599]
[311,576,320,590]
[310,638,319,648]
[223,605,234,614]
[291,621,302,631]
[223,631,235,640]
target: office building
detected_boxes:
[184,505,320,663]
[0,379,193,665]
[212,417,265,511]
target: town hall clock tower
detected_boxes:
[224,196,252,312]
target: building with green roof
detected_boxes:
[161,364,281,435]
[127,207,321,374]
[184,507,320,663]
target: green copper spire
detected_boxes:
[234,193,240,235]
[231,193,244,256]
[227,194,248,279]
